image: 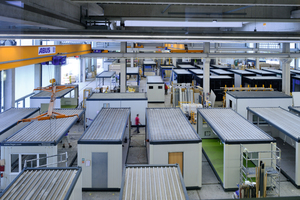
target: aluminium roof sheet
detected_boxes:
[96,71,116,78]
[198,108,274,144]
[0,167,81,200]
[247,107,300,142]
[173,69,192,75]
[31,85,76,99]
[178,64,196,69]
[0,108,39,134]
[127,67,139,74]
[3,109,84,145]
[245,69,276,75]
[147,108,201,144]
[210,69,233,75]
[120,165,188,200]
[79,108,130,144]
[227,91,291,99]
[229,69,256,75]
[87,92,147,100]
[147,76,164,84]
[189,69,205,75]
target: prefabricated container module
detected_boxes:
[245,69,277,77]
[0,167,82,200]
[229,69,256,87]
[243,76,282,91]
[119,165,189,200]
[0,108,40,143]
[210,69,234,77]
[143,60,156,77]
[127,67,140,86]
[211,64,231,70]
[196,75,234,101]
[226,91,292,118]
[172,69,193,83]
[178,64,197,70]
[262,68,295,78]
[86,92,147,126]
[160,65,174,80]
[96,71,116,90]
[147,76,164,103]
[247,107,300,188]
[291,75,300,92]
[0,108,84,189]
[146,108,202,189]
[30,84,79,112]
[78,108,131,190]
[197,108,276,190]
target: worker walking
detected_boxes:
[165,83,168,95]
[62,131,72,148]
[134,114,141,133]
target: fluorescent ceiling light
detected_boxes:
[124,21,243,28]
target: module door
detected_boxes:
[92,152,108,188]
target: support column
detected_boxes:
[256,43,260,69]
[54,65,61,85]
[34,64,42,88]
[80,57,86,82]
[203,42,210,102]
[131,58,134,67]
[120,42,127,93]
[4,69,15,110]
[281,43,291,95]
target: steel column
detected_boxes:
[120,42,127,93]
[281,43,291,95]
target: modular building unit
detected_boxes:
[244,76,282,91]
[146,108,202,189]
[0,109,84,189]
[229,69,256,87]
[262,68,295,78]
[30,85,79,111]
[147,76,164,103]
[226,91,292,118]
[143,60,156,77]
[178,64,197,70]
[96,71,116,90]
[172,69,193,83]
[247,107,300,187]
[119,164,189,200]
[197,108,276,190]
[196,75,234,101]
[127,67,140,86]
[245,69,277,77]
[210,69,234,77]
[291,75,300,92]
[0,167,82,200]
[0,108,40,143]
[78,108,131,190]
[211,64,231,70]
[86,92,147,126]
[160,65,174,80]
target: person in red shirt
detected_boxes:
[135,114,141,133]
[165,83,168,95]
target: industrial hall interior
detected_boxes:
[2,0,300,199]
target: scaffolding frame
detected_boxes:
[240,143,281,198]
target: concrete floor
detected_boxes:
[39,77,300,199]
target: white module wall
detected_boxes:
[147,76,164,103]
[0,145,57,189]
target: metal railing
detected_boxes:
[24,152,68,168]
[15,92,35,108]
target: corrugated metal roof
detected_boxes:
[0,168,80,200]
[211,64,230,69]
[147,108,201,143]
[189,69,204,75]
[88,92,147,100]
[197,75,232,79]
[96,71,116,78]
[147,76,164,84]
[178,64,196,69]
[227,91,291,99]
[4,109,83,145]
[127,67,139,74]
[246,69,276,75]
[211,69,233,75]
[31,85,76,98]
[173,69,191,75]
[230,69,255,75]
[79,108,130,143]
[0,108,39,134]
[244,76,281,80]
[198,108,274,143]
[247,107,300,141]
[121,166,187,200]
